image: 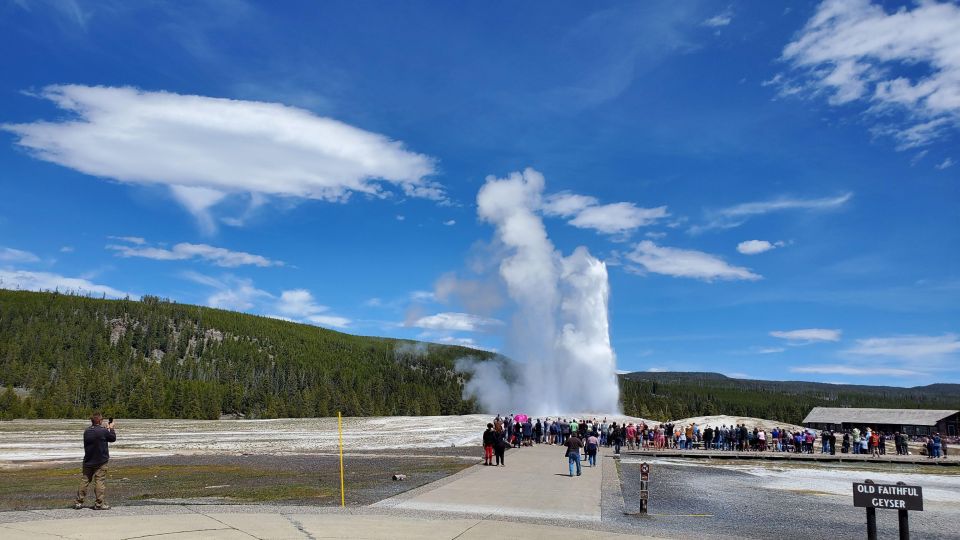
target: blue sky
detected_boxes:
[1,0,958,385]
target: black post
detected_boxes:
[866,508,877,540]
[896,481,910,540]
[898,509,909,540]
[865,479,877,540]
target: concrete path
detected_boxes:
[0,508,641,539]
[376,443,604,521]
[0,445,646,539]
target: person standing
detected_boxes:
[493,425,507,466]
[585,432,599,467]
[870,430,881,458]
[565,432,583,477]
[75,413,116,510]
[482,423,495,466]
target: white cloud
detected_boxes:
[541,192,598,217]
[206,278,272,312]
[107,238,281,267]
[693,193,852,232]
[778,0,960,148]
[184,273,349,328]
[568,203,670,235]
[409,312,503,332]
[737,240,779,255]
[626,241,761,282]
[0,247,40,263]
[845,333,960,360]
[703,9,733,28]
[396,215,405,221]
[790,365,922,377]
[770,328,842,344]
[409,290,435,302]
[0,268,130,298]
[108,236,146,245]
[542,191,668,236]
[755,347,786,354]
[59,246,75,253]
[3,85,441,228]
[937,157,955,170]
[444,219,456,226]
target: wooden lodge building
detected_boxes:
[803,407,959,437]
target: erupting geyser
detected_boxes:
[457,168,620,415]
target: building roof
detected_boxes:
[802,407,959,426]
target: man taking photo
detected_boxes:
[74,412,116,510]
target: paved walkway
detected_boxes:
[376,443,604,521]
[0,445,654,539]
[0,510,638,539]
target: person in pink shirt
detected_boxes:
[626,423,637,450]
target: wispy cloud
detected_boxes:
[790,365,922,377]
[775,0,960,149]
[936,157,955,170]
[703,8,733,28]
[184,273,350,328]
[793,333,960,380]
[408,312,503,332]
[626,241,761,282]
[844,334,960,360]
[3,85,441,231]
[691,192,852,233]
[542,191,668,236]
[0,268,130,298]
[770,328,842,344]
[107,238,281,267]
[0,247,40,263]
[273,289,350,328]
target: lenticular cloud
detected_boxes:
[458,168,620,415]
[2,85,442,225]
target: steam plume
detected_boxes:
[459,168,620,415]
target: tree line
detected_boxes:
[0,290,491,419]
[2,290,957,423]
[620,372,960,425]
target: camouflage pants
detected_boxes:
[76,463,107,507]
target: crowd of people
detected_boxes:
[480,414,951,463]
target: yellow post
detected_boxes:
[338,411,345,507]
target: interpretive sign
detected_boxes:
[853,482,923,511]
[638,462,650,514]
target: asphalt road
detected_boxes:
[614,458,960,540]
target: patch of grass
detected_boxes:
[0,455,474,510]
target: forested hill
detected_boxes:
[620,371,960,425]
[2,290,958,423]
[0,289,495,419]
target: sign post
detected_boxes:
[853,479,922,540]
[338,411,345,507]
[639,462,650,514]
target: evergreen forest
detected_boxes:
[1,290,957,423]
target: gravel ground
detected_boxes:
[615,457,960,540]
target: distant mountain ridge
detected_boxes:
[620,371,960,424]
[623,371,960,394]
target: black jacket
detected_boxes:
[482,428,495,446]
[83,425,116,467]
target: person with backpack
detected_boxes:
[565,432,583,477]
[585,432,599,467]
